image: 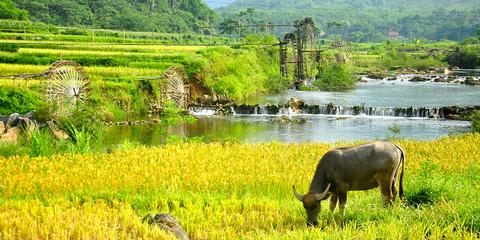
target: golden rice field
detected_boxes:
[1,134,479,239]
[0,40,206,81]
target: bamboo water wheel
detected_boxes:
[42,60,90,114]
[331,41,353,64]
[279,17,321,89]
[161,67,190,109]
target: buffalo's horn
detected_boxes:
[292,185,303,201]
[314,183,331,201]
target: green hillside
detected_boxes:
[1,0,216,33]
[218,0,480,42]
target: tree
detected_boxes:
[0,0,28,20]
[11,0,216,33]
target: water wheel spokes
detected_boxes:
[162,67,189,109]
[42,60,90,115]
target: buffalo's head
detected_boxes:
[293,183,331,226]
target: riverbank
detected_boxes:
[1,134,479,239]
[1,36,478,122]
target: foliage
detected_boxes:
[0,87,40,115]
[166,135,204,144]
[219,1,480,42]
[466,111,480,133]
[219,8,265,36]
[404,160,443,207]
[462,36,480,45]
[10,0,216,34]
[198,46,283,100]
[0,142,26,157]
[243,34,278,45]
[313,62,356,91]
[0,0,27,20]
[0,134,480,238]
[387,123,403,140]
[65,124,93,154]
[388,124,401,135]
[446,46,480,68]
[22,128,57,157]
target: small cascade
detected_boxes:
[189,106,216,115]
[189,103,477,119]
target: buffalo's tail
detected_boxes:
[394,143,405,202]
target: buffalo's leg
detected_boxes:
[378,175,394,206]
[391,178,398,201]
[338,192,347,217]
[330,194,338,212]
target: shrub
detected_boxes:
[466,111,480,133]
[23,129,57,157]
[0,87,40,115]
[313,62,356,91]
[405,160,444,207]
[0,142,26,157]
[446,46,480,68]
[66,124,92,154]
[197,46,283,100]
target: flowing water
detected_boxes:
[248,79,480,107]
[105,80,480,145]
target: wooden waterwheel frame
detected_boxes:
[161,67,190,109]
[42,60,90,115]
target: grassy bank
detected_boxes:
[1,134,479,239]
[346,41,454,73]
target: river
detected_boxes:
[104,79,480,145]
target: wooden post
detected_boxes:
[237,20,241,38]
[210,27,214,46]
[296,23,304,86]
[279,41,288,77]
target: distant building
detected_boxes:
[388,31,399,39]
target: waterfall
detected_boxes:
[188,103,473,119]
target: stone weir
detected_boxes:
[189,103,480,120]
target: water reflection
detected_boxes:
[104,81,478,146]
[104,115,471,146]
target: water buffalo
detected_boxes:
[293,141,405,226]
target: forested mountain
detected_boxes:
[1,0,215,33]
[218,0,480,42]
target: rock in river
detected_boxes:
[287,97,305,113]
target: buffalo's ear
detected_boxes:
[314,183,331,201]
[292,185,303,202]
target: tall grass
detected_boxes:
[66,125,92,154]
[23,128,57,157]
[0,142,26,157]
